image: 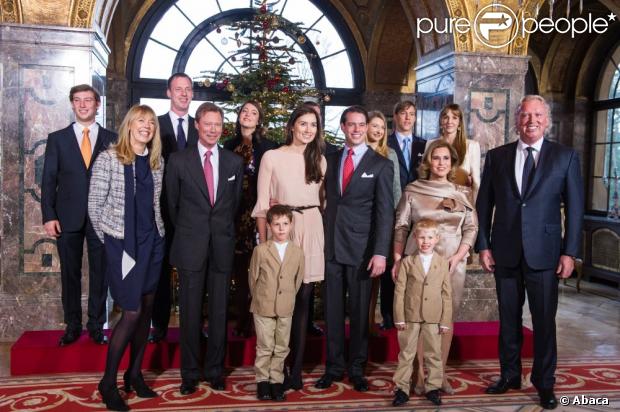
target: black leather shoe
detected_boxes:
[89,330,108,345]
[538,389,558,410]
[350,376,369,392]
[307,322,324,337]
[426,389,442,405]
[392,388,409,407]
[271,383,286,401]
[207,376,226,390]
[98,380,129,411]
[283,375,303,391]
[59,328,82,346]
[179,379,198,395]
[256,381,271,400]
[485,377,521,394]
[147,328,166,343]
[315,373,343,389]
[123,371,157,398]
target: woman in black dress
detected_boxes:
[224,100,277,337]
[89,105,165,411]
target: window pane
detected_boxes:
[609,68,619,99]
[185,39,226,79]
[324,105,347,142]
[322,51,353,88]
[140,40,177,79]
[219,0,251,12]
[140,97,233,123]
[612,108,620,143]
[281,1,322,26]
[306,15,345,58]
[593,144,608,177]
[150,6,193,50]
[176,0,220,26]
[591,177,608,211]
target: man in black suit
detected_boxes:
[476,95,584,410]
[166,102,243,395]
[41,84,116,346]
[149,72,199,343]
[316,106,394,392]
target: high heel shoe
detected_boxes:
[123,371,158,398]
[98,380,129,411]
[441,380,455,395]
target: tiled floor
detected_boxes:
[0,279,618,377]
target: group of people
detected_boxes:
[41,72,583,411]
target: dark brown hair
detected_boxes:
[340,105,369,125]
[235,100,266,143]
[195,102,224,122]
[69,84,100,103]
[285,107,324,184]
[439,103,467,167]
[393,100,416,116]
[267,204,293,223]
[167,72,193,90]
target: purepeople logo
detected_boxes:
[417,4,617,49]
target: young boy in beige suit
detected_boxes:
[249,205,304,402]
[392,219,452,407]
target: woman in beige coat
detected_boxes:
[392,139,478,394]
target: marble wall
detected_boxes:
[0,23,109,341]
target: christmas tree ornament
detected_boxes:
[226,83,235,92]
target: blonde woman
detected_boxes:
[366,110,400,335]
[426,104,480,200]
[89,105,165,411]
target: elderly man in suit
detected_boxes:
[476,95,584,410]
[149,72,199,343]
[41,84,116,346]
[166,102,243,395]
[316,105,394,392]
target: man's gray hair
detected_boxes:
[514,94,553,135]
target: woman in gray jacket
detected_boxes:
[89,104,165,411]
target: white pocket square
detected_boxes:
[361,172,374,178]
[228,175,236,181]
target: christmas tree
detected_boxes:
[196,0,331,142]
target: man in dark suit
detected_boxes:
[476,95,584,410]
[382,100,426,330]
[316,105,394,392]
[41,84,116,346]
[166,102,243,395]
[149,72,199,343]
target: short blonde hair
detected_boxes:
[414,218,439,235]
[417,139,459,181]
[114,104,162,170]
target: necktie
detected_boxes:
[402,137,411,171]
[204,150,215,206]
[342,148,354,192]
[177,118,187,150]
[521,147,535,196]
[81,128,92,168]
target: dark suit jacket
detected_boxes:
[475,139,584,270]
[158,113,199,162]
[324,147,394,266]
[387,132,426,191]
[41,123,117,231]
[324,141,340,155]
[166,146,244,272]
[223,135,278,171]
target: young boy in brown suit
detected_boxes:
[392,219,452,407]
[249,205,304,401]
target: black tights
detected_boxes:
[287,283,314,381]
[101,293,155,387]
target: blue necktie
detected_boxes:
[521,147,535,196]
[177,118,187,151]
[402,137,411,171]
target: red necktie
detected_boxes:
[203,150,215,206]
[342,148,354,192]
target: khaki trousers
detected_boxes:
[253,314,292,383]
[392,322,443,393]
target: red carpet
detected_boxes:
[0,357,618,411]
[10,322,533,376]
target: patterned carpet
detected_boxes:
[0,357,619,411]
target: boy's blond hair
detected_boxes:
[414,219,439,234]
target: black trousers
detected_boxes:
[494,258,559,390]
[178,257,231,381]
[55,219,106,332]
[323,260,372,378]
[151,257,172,334]
[379,264,394,324]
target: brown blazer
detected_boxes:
[249,240,304,317]
[393,252,452,328]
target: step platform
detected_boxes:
[10,321,533,376]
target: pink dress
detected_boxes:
[251,147,326,283]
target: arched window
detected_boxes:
[128,0,364,137]
[590,43,620,213]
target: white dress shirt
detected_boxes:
[419,252,433,276]
[168,111,189,141]
[274,241,289,262]
[514,137,543,195]
[73,122,99,152]
[197,142,220,202]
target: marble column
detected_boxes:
[415,51,529,321]
[0,23,110,341]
